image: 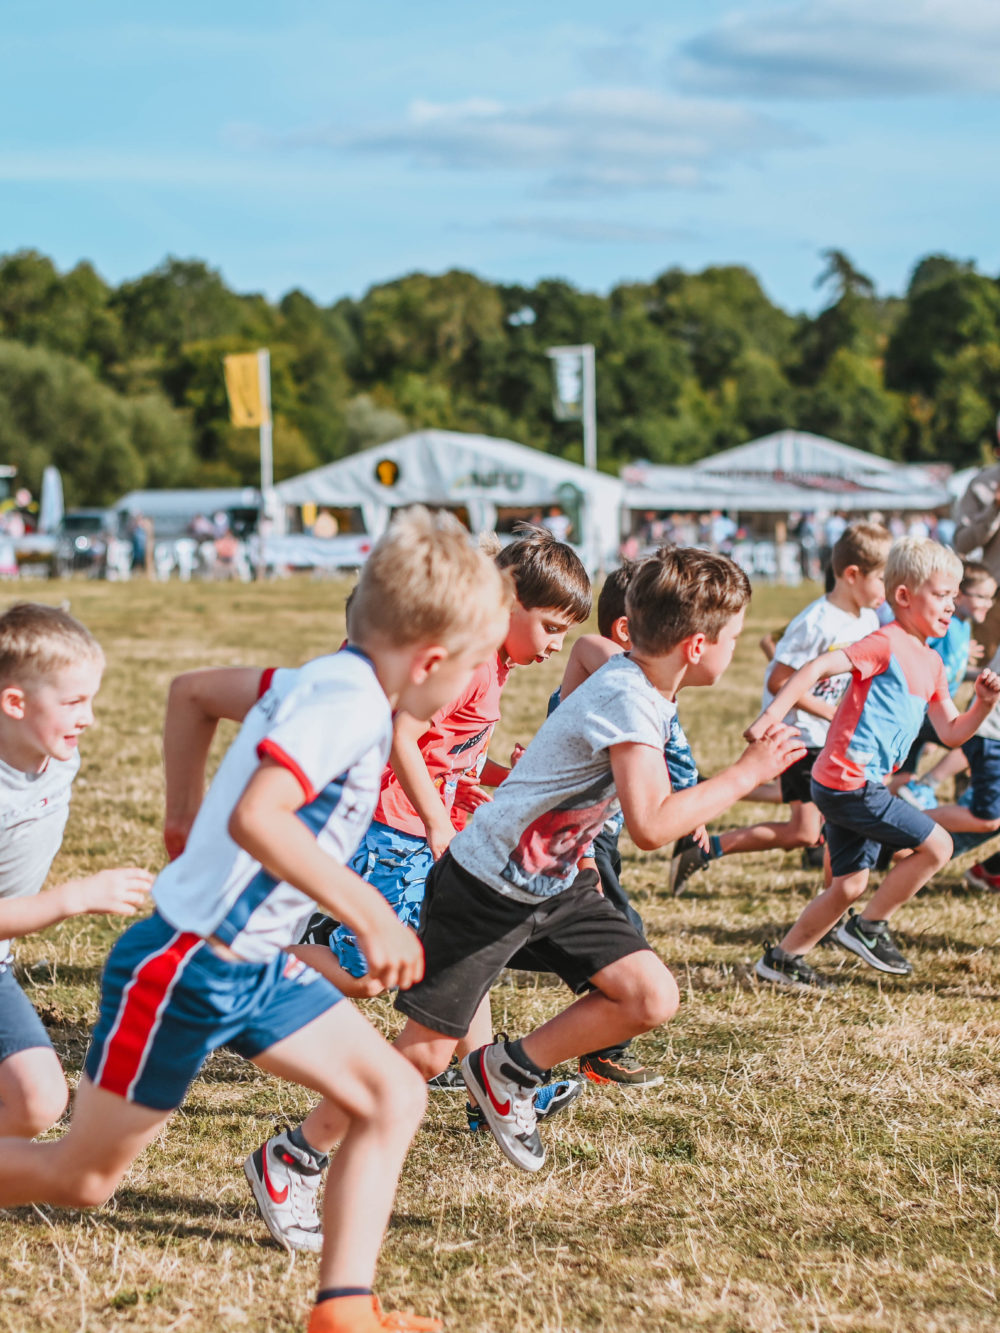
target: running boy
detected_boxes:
[669,521,889,892]
[0,510,511,1333]
[0,603,152,1139]
[254,547,803,1184]
[750,537,1000,991]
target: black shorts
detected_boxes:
[780,747,822,805]
[394,852,651,1039]
[901,713,943,774]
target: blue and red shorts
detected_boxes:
[84,911,342,1110]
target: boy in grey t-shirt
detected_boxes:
[259,547,804,1180]
[0,604,151,1137]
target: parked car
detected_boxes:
[54,509,119,575]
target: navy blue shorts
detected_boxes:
[84,911,343,1111]
[961,736,1000,822]
[810,778,936,877]
[0,962,54,1063]
[902,713,943,775]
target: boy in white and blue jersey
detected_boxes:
[0,509,511,1333]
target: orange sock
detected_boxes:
[308,1294,443,1333]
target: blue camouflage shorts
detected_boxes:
[331,821,435,978]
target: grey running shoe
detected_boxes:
[427,1058,466,1092]
[668,837,709,895]
[579,1050,664,1088]
[755,945,835,991]
[834,911,912,975]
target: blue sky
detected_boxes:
[4,0,999,313]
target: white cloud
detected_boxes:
[679,0,1000,98]
[279,88,808,195]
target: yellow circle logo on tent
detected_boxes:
[375,458,400,487]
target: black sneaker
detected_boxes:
[427,1057,466,1093]
[801,844,826,870]
[754,945,835,991]
[668,836,709,895]
[579,1050,664,1088]
[299,911,337,947]
[834,911,912,975]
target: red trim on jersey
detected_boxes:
[256,737,317,803]
[95,931,202,1099]
[257,667,277,699]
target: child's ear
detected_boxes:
[0,686,26,721]
[841,564,859,584]
[894,584,909,609]
[612,615,631,647]
[685,632,706,664]
[411,646,448,683]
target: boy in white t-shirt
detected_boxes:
[0,511,512,1333]
[0,604,151,1139]
[669,522,890,893]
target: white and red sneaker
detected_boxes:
[966,863,1000,893]
[244,1128,324,1252]
[460,1040,545,1172]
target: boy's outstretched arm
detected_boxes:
[612,726,805,851]
[928,669,1000,748]
[390,711,455,859]
[766,661,838,724]
[0,868,152,943]
[746,648,853,740]
[229,759,425,991]
[163,667,267,860]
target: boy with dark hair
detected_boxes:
[670,521,889,892]
[259,547,802,1180]
[751,537,1000,990]
[0,509,513,1333]
[0,604,152,1140]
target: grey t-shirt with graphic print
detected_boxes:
[450,654,676,905]
[0,750,79,962]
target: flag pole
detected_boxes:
[257,348,273,580]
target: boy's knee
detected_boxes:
[611,954,679,1029]
[925,826,952,866]
[401,1042,453,1085]
[1,1064,69,1138]
[56,1171,119,1210]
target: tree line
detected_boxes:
[0,246,997,506]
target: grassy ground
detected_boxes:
[1,576,999,1333]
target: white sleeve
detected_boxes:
[257,676,384,803]
[773,607,824,671]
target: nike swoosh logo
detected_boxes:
[479,1058,510,1116]
[262,1150,288,1205]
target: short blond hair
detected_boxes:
[349,507,512,652]
[885,538,963,606]
[0,603,104,689]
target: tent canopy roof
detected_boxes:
[275,430,623,507]
[690,430,901,478]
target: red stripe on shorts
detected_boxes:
[95,930,202,1099]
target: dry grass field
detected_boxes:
[2,575,1000,1333]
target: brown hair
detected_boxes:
[831,521,891,578]
[597,560,641,639]
[625,547,751,654]
[961,560,995,593]
[495,524,591,623]
[349,506,511,652]
[0,603,104,688]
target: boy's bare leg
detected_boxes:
[253,1001,426,1291]
[517,952,678,1072]
[0,1048,69,1139]
[0,1078,169,1208]
[930,805,1000,835]
[718,800,823,855]
[781,870,870,955]
[920,747,968,788]
[863,826,951,920]
[455,993,492,1061]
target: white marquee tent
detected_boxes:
[275,430,625,571]
[624,430,951,516]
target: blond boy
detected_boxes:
[0,604,151,1139]
[750,538,1000,990]
[0,511,511,1333]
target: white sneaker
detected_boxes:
[243,1129,325,1252]
[460,1041,545,1172]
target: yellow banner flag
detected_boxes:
[223,352,268,428]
